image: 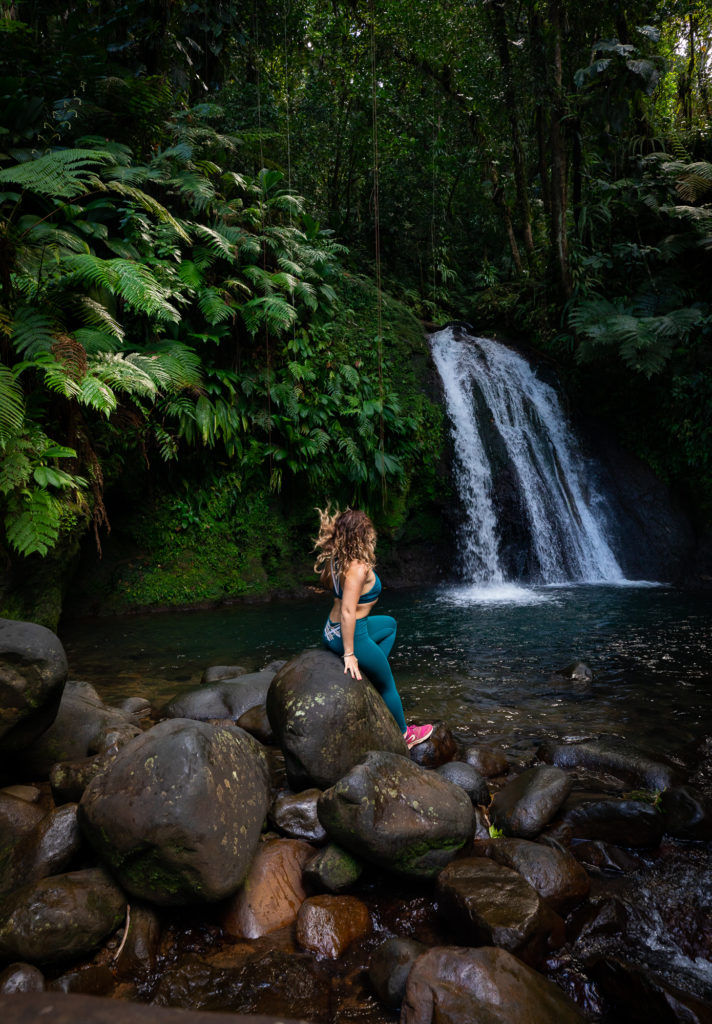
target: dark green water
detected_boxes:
[60,582,712,763]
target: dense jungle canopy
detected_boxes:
[0,0,711,622]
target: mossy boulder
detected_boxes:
[79,719,270,905]
[317,750,474,878]
[266,649,407,789]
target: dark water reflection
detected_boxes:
[61,582,712,763]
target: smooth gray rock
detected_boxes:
[541,740,682,791]
[317,750,475,878]
[269,788,327,843]
[165,669,278,723]
[0,868,125,965]
[201,665,248,685]
[369,937,427,1008]
[436,858,565,967]
[267,649,407,790]
[435,761,490,806]
[17,681,140,777]
[490,765,572,839]
[0,619,68,755]
[79,719,270,905]
[0,963,46,993]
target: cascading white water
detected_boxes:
[431,325,625,584]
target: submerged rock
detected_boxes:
[490,765,572,838]
[658,785,712,841]
[436,857,565,967]
[551,797,664,849]
[0,618,68,756]
[541,740,682,792]
[266,649,407,789]
[317,750,475,877]
[79,719,270,905]
[401,946,585,1024]
[591,957,712,1024]
[0,867,125,965]
[462,744,509,778]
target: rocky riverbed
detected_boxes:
[1,617,712,1023]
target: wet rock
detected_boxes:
[402,946,585,1024]
[408,723,458,768]
[165,668,278,723]
[435,761,490,806]
[469,837,590,915]
[368,937,427,1008]
[436,858,565,967]
[269,788,327,842]
[490,765,572,838]
[590,956,712,1024]
[48,965,115,996]
[317,750,475,878]
[0,963,45,993]
[541,740,682,791]
[0,990,317,1024]
[462,744,509,778]
[549,662,593,693]
[303,843,363,893]
[114,903,160,979]
[17,681,140,778]
[0,784,41,803]
[202,665,248,685]
[222,838,315,939]
[567,895,640,949]
[569,839,643,874]
[49,752,115,802]
[266,649,407,789]
[296,894,371,959]
[472,805,492,840]
[236,704,273,745]
[0,867,125,965]
[0,803,83,896]
[79,719,270,905]
[0,618,68,756]
[658,785,712,841]
[552,797,664,848]
[154,949,327,1018]
[0,790,46,862]
[116,696,153,721]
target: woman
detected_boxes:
[314,506,433,749]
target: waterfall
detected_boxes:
[430,325,625,585]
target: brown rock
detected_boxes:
[470,837,590,915]
[436,857,565,967]
[114,904,161,980]
[463,745,509,778]
[402,946,585,1024]
[408,723,458,768]
[296,894,370,959]
[223,839,315,940]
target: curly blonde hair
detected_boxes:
[313,506,377,576]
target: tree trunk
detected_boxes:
[547,0,572,299]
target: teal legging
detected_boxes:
[322,614,407,733]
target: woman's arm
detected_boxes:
[340,561,368,680]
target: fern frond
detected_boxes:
[0,148,113,198]
[0,365,25,446]
[102,179,191,242]
[192,224,236,260]
[10,308,56,357]
[76,296,125,340]
[78,374,118,415]
[5,488,62,556]
[240,295,297,336]
[198,287,234,325]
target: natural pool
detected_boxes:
[61,582,712,765]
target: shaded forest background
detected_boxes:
[0,0,710,625]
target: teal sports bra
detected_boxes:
[331,558,382,604]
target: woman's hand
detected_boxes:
[343,652,362,680]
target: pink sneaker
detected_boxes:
[404,724,433,750]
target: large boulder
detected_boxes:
[79,719,270,905]
[317,751,475,878]
[436,858,565,967]
[401,946,585,1024]
[266,649,407,789]
[0,619,68,756]
[490,765,572,838]
[164,668,278,722]
[0,868,125,965]
[17,681,140,778]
